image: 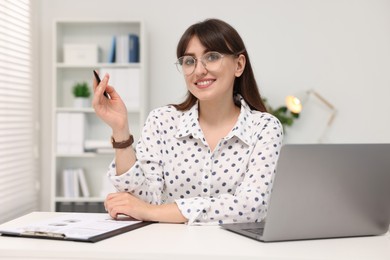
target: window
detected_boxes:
[0,0,38,224]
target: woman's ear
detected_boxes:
[235,54,246,77]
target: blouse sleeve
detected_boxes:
[175,115,283,225]
[107,109,165,205]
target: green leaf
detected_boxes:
[262,98,300,130]
[72,82,91,98]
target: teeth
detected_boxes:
[197,80,213,86]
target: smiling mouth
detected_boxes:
[195,80,215,87]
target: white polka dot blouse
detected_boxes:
[107,95,284,225]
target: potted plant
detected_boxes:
[262,98,300,132]
[72,82,91,108]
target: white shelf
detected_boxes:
[55,197,105,203]
[57,107,95,113]
[55,152,114,158]
[56,107,141,113]
[51,20,147,212]
[56,62,141,68]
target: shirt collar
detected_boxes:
[174,101,203,140]
[224,95,252,146]
[174,95,253,146]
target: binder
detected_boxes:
[108,36,116,63]
[128,34,139,63]
[0,213,152,243]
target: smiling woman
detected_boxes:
[93,18,283,225]
[0,0,39,224]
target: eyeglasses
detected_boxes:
[175,51,226,76]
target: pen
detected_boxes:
[93,70,110,99]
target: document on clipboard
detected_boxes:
[0,213,152,243]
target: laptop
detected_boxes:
[220,143,390,242]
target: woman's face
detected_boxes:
[183,36,245,104]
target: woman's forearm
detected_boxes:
[114,146,137,176]
[148,203,187,223]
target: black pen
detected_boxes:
[93,70,110,99]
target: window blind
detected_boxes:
[0,0,38,224]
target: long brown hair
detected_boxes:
[173,18,267,112]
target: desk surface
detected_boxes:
[0,212,389,260]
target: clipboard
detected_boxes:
[0,213,153,243]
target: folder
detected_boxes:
[56,112,70,154]
[108,36,116,63]
[56,112,86,155]
[128,34,139,63]
[0,213,152,243]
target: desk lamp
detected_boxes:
[285,89,337,142]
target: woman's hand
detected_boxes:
[104,192,188,223]
[104,192,152,221]
[92,73,129,136]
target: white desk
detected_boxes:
[0,212,389,260]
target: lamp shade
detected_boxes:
[285,95,303,114]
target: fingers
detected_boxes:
[104,192,146,220]
[105,194,122,218]
[93,76,119,103]
[92,73,110,109]
[92,71,98,90]
[108,206,130,219]
[104,192,118,211]
[105,192,131,217]
[95,73,109,96]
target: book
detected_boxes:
[115,34,129,64]
[114,34,140,63]
[77,168,90,198]
[72,169,80,198]
[63,168,88,198]
[62,169,72,198]
[63,169,74,198]
[108,36,116,63]
[128,34,139,63]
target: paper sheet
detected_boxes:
[1,213,141,240]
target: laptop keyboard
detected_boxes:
[243,228,264,236]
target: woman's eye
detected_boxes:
[183,57,195,66]
[206,53,221,62]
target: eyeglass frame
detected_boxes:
[175,51,235,76]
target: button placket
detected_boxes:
[201,153,212,197]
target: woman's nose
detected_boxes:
[193,60,207,75]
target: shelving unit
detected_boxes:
[51,20,147,212]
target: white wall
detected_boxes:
[38,0,390,210]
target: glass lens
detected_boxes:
[176,56,196,75]
[202,52,223,71]
[175,52,224,75]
